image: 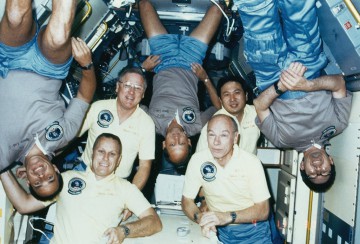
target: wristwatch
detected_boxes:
[273,82,284,95]
[230,211,237,224]
[194,212,199,222]
[80,61,94,70]
[119,225,130,237]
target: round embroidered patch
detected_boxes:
[182,107,196,124]
[68,177,86,195]
[45,121,64,141]
[320,126,337,140]
[97,110,114,128]
[200,162,217,182]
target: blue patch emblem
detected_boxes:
[320,126,337,140]
[200,162,217,182]
[68,177,86,195]
[97,110,114,128]
[182,107,196,124]
[45,121,63,141]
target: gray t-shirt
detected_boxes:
[0,70,89,171]
[256,90,352,152]
[149,67,203,137]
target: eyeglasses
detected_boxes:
[120,81,144,93]
[307,172,331,180]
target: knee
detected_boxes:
[44,28,71,49]
[4,7,32,28]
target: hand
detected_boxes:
[288,62,307,76]
[280,62,309,91]
[121,209,133,221]
[199,211,230,232]
[102,227,124,244]
[142,55,160,72]
[199,200,209,213]
[16,167,27,180]
[201,225,217,238]
[71,37,92,67]
[191,63,208,81]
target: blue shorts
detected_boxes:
[148,34,208,73]
[234,0,327,99]
[0,25,72,79]
[217,220,272,244]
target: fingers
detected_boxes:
[199,212,219,229]
[122,209,132,221]
[103,228,121,244]
[71,37,92,66]
[201,226,211,238]
[15,167,27,179]
[287,62,307,76]
[143,55,160,71]
[149,55,160,63]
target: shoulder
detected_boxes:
[237,148,261,164]
[90,99,115,108]
[189,150,212,166]
[245,105,256,116]
[136,107,155,124]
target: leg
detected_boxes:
[139,0,167,38]
[233,0,287,91]
[190,4,223,44]
[0,0,36,46]
[37,0,76,64]
[279,0,327,79]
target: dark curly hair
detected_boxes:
[300,163,336,192]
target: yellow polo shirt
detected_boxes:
[183,146,270,212]
[79,99,155,178]
[44,169,151,244]
[196,105,260,155]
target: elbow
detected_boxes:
[259,201,270,221]
[154,215,163,234]
[253,97,261,110]
[15,206,32,215]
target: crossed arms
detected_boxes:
[254,62,347,123]
[182,195,269,238]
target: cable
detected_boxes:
[28,217,51,242]
[210,0,235,39]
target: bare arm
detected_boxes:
[182,195,202,224]
[253,83,282,123]
[104,207,162,243]
[199,199,270,235]
[141,55,161,72]
[198,187,209,212]
[72,37,97,103]
[132,159,152,190]
[280,62,346,98]
[119,160,152,222]
[254,62,306,123]
[0,171,46,214]
[191,63,221,109]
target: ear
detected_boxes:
[53,164,60,174]
[188,139,192,146]
[162,141,166,149]
[116,82,120,93]
[233,132,239,144]
[115,155,122,171]
[329,156,334,165]
[300,160,305,170]
[246,92,248,101]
